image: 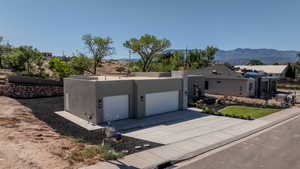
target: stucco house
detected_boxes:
[64,73,205,124]
[64,65,280,124]
[243,72,278,99]
[173,65,256,97]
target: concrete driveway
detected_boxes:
[112,109,248,145]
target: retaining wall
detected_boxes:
[0,83,63,98]
[7,75,63,86]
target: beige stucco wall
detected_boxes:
[134,78,183,118]
[205,78,254,97]
[95,80,135,123]
[64,77,184,124]
[64,78,97,124]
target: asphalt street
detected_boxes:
[176,115,300,169]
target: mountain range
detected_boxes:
[119,48,300,65]
[214,48,300,65]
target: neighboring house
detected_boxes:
[234,65,288,79]
[244,72,278,99]
[173,65,256,97]
[64,73,205,124]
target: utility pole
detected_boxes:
[128,50,132,76]
[185,46,188,70]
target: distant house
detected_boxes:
[234,65,288,79]
[173,64,279,99]
[173,65,256,97]
[243,72,278,99]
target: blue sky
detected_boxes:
[1,0,300,58]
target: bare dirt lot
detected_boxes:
[0,96,92,169]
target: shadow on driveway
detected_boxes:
[110,110,210,133]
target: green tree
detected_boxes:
[0,37,12,69]
[123,34,171,72]
[69,53,93,74]
[186,49,207,69]
[115,66,126,73]
[153,51,185,72]
[4,46,40,73]
[130,62,142,72]
[82,34,114,75]
[203,46,218,65]
[0,36,4,69]
[223,62,232,69]
[35,53,46,77]
[247,59,264,65]
[48,58,73,80]
[285,63,295,79]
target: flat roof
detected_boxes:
[68,75,177,81]
[234,65,287,74]
[95,76,175,81]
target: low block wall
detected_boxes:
[8,75,63,86]
[0,83,63,98]
[131,72,171,77]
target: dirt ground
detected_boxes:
[0,96,88,169]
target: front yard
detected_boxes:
[218,106,281,119]
[0,96,156,169]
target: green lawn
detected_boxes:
[218,106,281,119]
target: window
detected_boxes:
[205,81,209,90]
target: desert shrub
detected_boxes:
[216,99,225,105]
[68,144,123,163]
[69,148,85,162]
[102,150,124,161]
[203,106,210,113]
[210,107,216,114]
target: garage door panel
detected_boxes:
[145,91,179,116]
[103,95,129,121]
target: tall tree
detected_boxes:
[48,58,74,80]
[0,36,4,69]
[69,53,93,74]
[285,63,296,79]
[247,59,264,65]
[186,49,207,69]
[123,34,171,72]
[4,46,40,73]
[203,46,218,65]
[35,54,45,76]
[0,37,12,69]
[153,51,184,72]
[82,34,114,75]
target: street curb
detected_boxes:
[148,111,300,169]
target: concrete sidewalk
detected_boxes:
[82,107,300,169]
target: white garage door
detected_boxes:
[145,90,179,116]
[103,95,129,121]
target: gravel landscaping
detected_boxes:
[0,96,163,169]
